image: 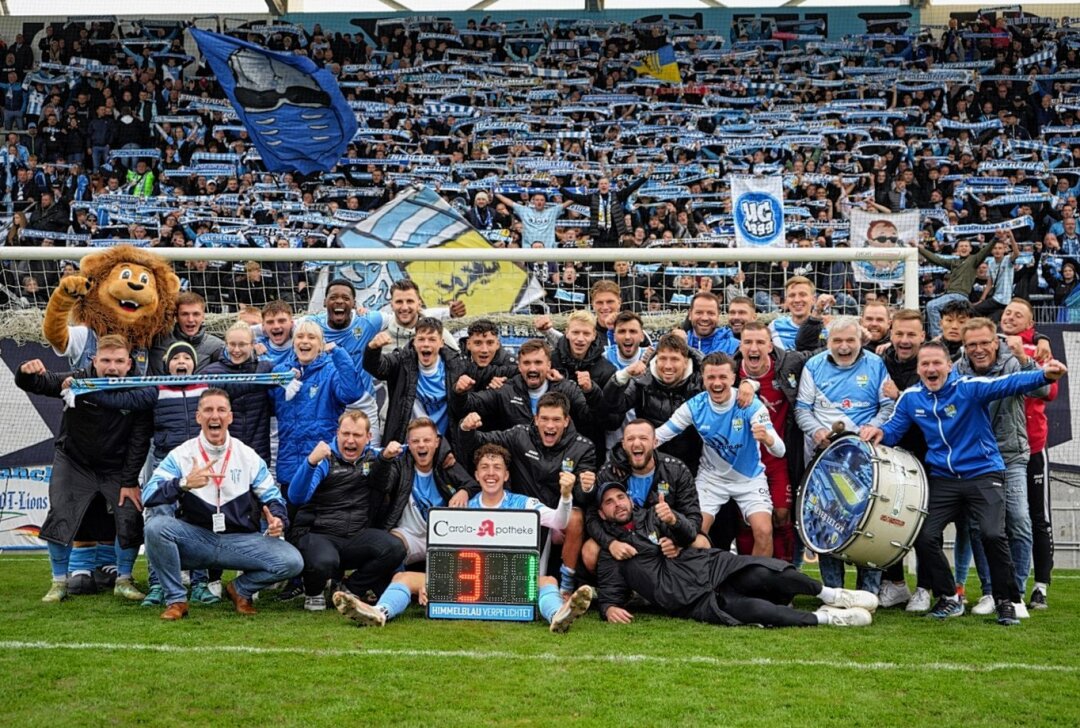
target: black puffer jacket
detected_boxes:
[602,355,704,473]
[452,374,592,436]
[459,423,595,508]
[289,444,381,541]
[363,341,462,446]
[551,335,616,459]
[591,446,700,548]
[203,355,274,465]
[371,438,479,529]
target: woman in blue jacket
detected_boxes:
[271,319,363,491]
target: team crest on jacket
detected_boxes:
[561,458,575,472]
[856,374,869,387]
[787,373,797,389]
[732,417,744,432]
[944,404,957,418]
[309,384,320,398]
[362,462,371,476]
[353,326,363,339]
[658,481,670,496]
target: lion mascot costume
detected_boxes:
[39,245,179,599]
[43,245,180,375]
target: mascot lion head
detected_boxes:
[73,246,181,348]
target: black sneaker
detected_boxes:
[927,596,964,619]
[93,566,117,591]
[68,572,98,595]
[277,580,305,602]
[995,599,1020,626]
[1028,588,1048,611]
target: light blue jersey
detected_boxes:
[414,358,449,434]
[795,350,894,450]
[513,203,565,248]
[656,390,783,483]
[687,327,739,356]
[308,310,389,395]
[605,344,646,368]
[467,490,571,529]
[769,316,826,351]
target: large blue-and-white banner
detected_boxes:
[730,175,785,248]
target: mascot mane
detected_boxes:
[73,246,180,348]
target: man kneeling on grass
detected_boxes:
[333,442,595,633]
[593,481,877,627]
[142,389,304,620]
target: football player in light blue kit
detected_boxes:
[795,316,895,594]
[655,352,785,556]
[332,442,594,633]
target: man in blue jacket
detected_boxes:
[861,341,1067,626]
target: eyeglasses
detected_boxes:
[870,235,899,244]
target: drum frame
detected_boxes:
[795,434,929,569]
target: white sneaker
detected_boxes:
[304,595,326,611]
[878,581,912,609]
[333,590,386,627]
[905,587,931,612]
[971,595,996,615]
[550,585,594,634]
[825,588,879,612]
[816,605,873,627]
[208,580,223,599]
[1012,601,1030,619]
[180,570,192,588]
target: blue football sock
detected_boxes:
[97,542,117,571]
[47,542,71,580]
[116,539,138,579]
[559,565,576,593]
[538,584,563,623]
[376,583,413,622]
[69,545,97,576]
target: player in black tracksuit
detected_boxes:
[593,482,876,627]
[458,391,596,591]
[550,334,616,462]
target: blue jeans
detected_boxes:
[953,513,991,593]
[144,515,303,605]
[91,145,110,172]
[925,293,968,338]
[818,555,882,594]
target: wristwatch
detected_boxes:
[179,477,189,491]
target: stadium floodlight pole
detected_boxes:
[0,245,922,309]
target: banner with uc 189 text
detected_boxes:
[730,175,785,248]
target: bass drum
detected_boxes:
[796,434,928,569]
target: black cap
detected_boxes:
[596,481,628,502]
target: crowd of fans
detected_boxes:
[1,12,1080,322]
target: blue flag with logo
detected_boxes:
[730,174,785,247]
[190,28,356,174]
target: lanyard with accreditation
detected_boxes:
[197,440,233,533]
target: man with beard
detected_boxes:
[593,481,877,627]
[605,311,649,368]
[679,293,755,356]
[452,339,592,435]
[603,333,704,473]
[874,310,929,610]
[585,419,706,572]
[458,392,596,595]
[149,292,224,375]
[381,278,465,353]
[732,322,814,562]
[795,317,894,594]
[656,353,785,556]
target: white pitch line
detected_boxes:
[0,640,1075,674]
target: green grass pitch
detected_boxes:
[0,554,1077,727]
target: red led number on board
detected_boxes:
[458,551,482,602]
